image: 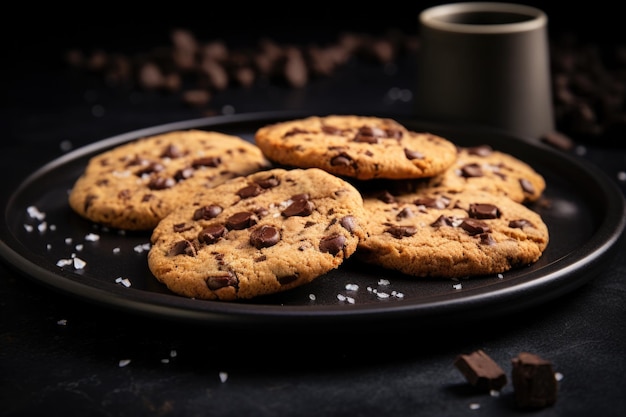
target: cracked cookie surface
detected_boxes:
[356,187,549,278]
[254,115,458,180]
[147,168,367,300]
[68,129,271,230]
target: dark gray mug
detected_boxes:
[415,2,554,141]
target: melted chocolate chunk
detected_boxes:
[174,167,194,181]
[135,162,164,176]
[206,271,238,290]
[192,156,221,167]
[386,225,417,238]
[255,175,280,188]
[250,225,281,248]
[340,215,357,233]
[278,274,298,285]
[198,224,227,244]
[148,176,175,190]
[330,153,353,167]
[509,219,534,228]
[460,163,483,178]
[460,218,491,235]
[173,222,193,232]
[469,203,501,219]
[519,178,535,194]
[168,239,196,256]
[414,196,447,209]
[161,144,184,158]
[282,196,314,217]
[193,204,223,220]
[237,183,263,198]
[377,190,396,203]
[479,233,496,245]
[226,212,257,230]
[404,148,424,160]
[431,214,455,227]
[319,233,346,255]
[396,207,414,219]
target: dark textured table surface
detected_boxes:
[2,4,626,416]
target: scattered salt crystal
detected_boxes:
[73,257,87,270]
[391,291,405,299]
[469,402,481,410]
[118,359,131,367]
[85,233,100,242]
[37,222,47,233]
[555,372,564,381]
[170,350,177,358]
[49,224,56,231]
[337,294,347,301]
[378,279,390,286]
[115,277,131,287]
[113,247,121,254]
[46,244,52,251]
[453,283,463,290]
[308,294,316,301]
[134,243,151,253]
[497,273,504,279]
[161,359,170,364]
[59,140,73,152]
[24,224,34,232]
[345,283,359,291]
[75,244,84,251]
[489,389,500,397]
[65,238,73,245]
[219,372,229,383]
[376,291,390,299]
[27,206,46,221]
[57,319,68,326]
[56,258,73,267]
[575,145,587,156]
[617,171,626,182]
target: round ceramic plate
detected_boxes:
[1,112,624,330]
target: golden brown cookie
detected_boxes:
[417,144,546,203]
[254,115,458,180]
[356,187,549,278]
[68,129,271,230]
[147,168,367,301]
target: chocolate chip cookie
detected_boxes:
[147,168,367,300]
[68,129,271,230]
[416,144,546,203]
[356,188,549,278]
[254,115,458,180]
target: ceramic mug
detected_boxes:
[415,2,554,140]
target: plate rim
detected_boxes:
[2,111,625,329]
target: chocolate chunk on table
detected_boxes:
[511,352,558,409]
[454,349,507,391]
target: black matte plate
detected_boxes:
[1,111,624,329]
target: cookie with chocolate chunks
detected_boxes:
[416,145,546,203]
[356,188,549,278]
[147,168,367,300]
[68,130,271,230]
[254,115,458,180]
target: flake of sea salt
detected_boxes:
[56,258,73,267]
[37,222,47,233]
[453,283,463,290]
[469,403,481,410]
[27,205,46,221]
[85,233,100,242]
[75,244,83,251]
[376,291,390,299]
[73,257,87,270]
[118,359,131,368]
[219,372,229,383]
[65,238,73,245]
[337,294,347,301]
[113,247,121,254]
[345,296,355,304]
[57,319,68,326]
[345,283,359,291]
[24,224,34,232]
[617,171,626,182]
[308,294,316,301]
[555,372,564,381]
[378,279,390,286]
